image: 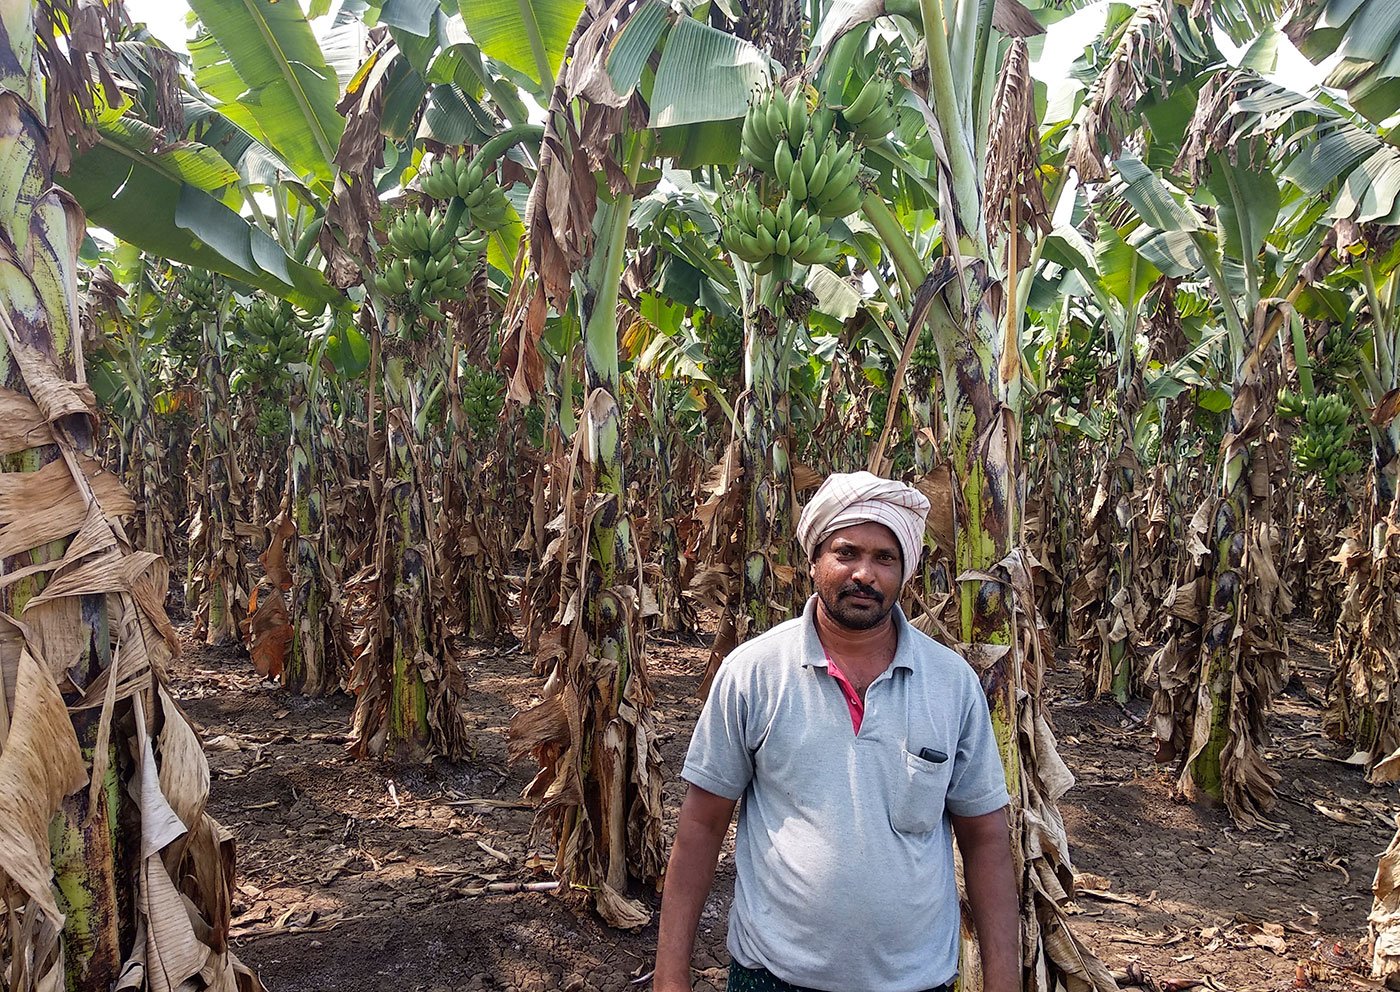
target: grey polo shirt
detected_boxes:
[682,596,1010,992]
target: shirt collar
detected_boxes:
[799,594,915,672]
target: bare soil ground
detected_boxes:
[169,622,1398,992]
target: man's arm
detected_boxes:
[952,806,1020,992]
[653,784,738,992]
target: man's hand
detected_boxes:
[653,784,738,992]
[952,806,1020,992]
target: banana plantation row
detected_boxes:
[2,0,1398,990]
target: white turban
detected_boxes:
[796,471,931,584]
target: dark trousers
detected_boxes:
[726,960,953,992]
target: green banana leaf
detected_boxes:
[62,125,334,308]
[459,0,585,91]
[1095,223,1161,309]
[1205,156,1279,264]
[1231,80,1400,225]
[1111,157,1200,233]
[1287,0,1400,123]
[650,16,771,129]
[187,0,345,190]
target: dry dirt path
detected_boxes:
[168,624,1396,992]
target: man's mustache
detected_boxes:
[839,582,883,602]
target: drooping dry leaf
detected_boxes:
[1372,817,1400,980]
[241,579,291,680]
[2,337,95,423]
[0,386,54,455]
[1371,388,1400,428]
[0,455,133,558]
[260,512,296,590]
[0,647,87,920]
[22,549,162,608]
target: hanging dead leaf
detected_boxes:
[1370,388,1400,428]
[242,579,291,679]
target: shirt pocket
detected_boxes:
[890,749,953,834]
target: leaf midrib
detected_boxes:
[238,0,338,176]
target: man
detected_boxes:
[654,471,1019,992]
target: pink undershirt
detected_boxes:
[823,651,866,734]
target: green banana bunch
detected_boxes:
[740,85,822,171]
[839,70,898,143]
[720,188,773,265]
[740,84,863,227]
[1307,392,1351,430]
[375,202,484,318]
[235,298,309,384]
[1319,326,1361,380]
[461,364,506,442]
[808,137,864,219]
[868,388,889,435]
[416,156,515,231]
[911,325,938,370]
[467,182,513,232]
[721,189,838,270]
[1292,392,1365,489]
[704,311,743,386]
[386,206,434,256]
[421,156,465,199]
[1275,389,1305,420]
[182,268,218,318]
[373,258,412,298]
[255,405,291,441]
[761,128,864,220]
[741,88,789,173]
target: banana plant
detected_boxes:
[1177,54,1400,788]
[0,4,259,990]
[1301,242,1400,775]
[804,2,1122,990]
[1106,110,1330,824]
[1040,201,1170,703]
[504,0,800,926]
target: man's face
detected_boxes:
[811,522,904,631]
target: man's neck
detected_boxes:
[813,601,898,671]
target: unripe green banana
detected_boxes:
[794,234,832,266]
[786,87,808,147]
[765,94,788,155]
[738,231,767,263]
[756,217,776,255]
[800,135,818,180]
[742,102,779,169]
[789,160,807,201]
[429,216,450,255]
[853,100,898,142]
[842,72,887,126]
[790,204,810,241]
[413,211,431,252]
[807,145,833,200]
[817,183,863,219]
[774,140,795,188]
[457,163,481,200]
